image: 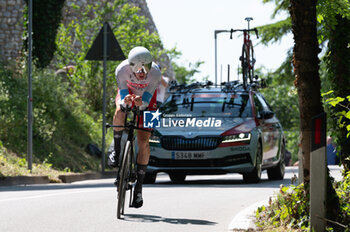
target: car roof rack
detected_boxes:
[168,80,214,93]
[168,79,266,94]
[220,81,242,93]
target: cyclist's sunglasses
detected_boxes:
[130,63,152,74]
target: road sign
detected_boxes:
[85,22,125,61]
[85,22,125,172]
[310,112,327,232]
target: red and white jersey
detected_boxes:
[115,60,161,104]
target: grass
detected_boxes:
[0,146,69,183]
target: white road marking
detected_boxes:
[0,187,112,202]
[228,200,268,231]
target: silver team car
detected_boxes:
[145,81,285,183]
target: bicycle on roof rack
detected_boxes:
[215,17,261,91]
[230,17,259,90]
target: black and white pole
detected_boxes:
[310,112,327,232]
[27,0,33,171]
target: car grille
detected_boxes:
[161,136,222,150]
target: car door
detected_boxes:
[253,93,281,163]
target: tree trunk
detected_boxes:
[289,0,324,183]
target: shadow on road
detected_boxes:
[151,177,296,189]
[124,213,217,226]
[145,169,298,189]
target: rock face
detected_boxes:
[0,0,174,78]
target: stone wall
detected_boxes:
[0,0,174,77]
[0,0,25,62]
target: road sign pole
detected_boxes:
[310,112,327,232]
[84,22,126,173]
[27,0,33,172]
[101,22,107,173]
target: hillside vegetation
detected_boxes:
[0,62,105,179]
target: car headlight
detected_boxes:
[149,135,160,143]
[222,133,251,143]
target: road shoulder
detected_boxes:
[228,200,268,231]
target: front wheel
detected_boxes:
[117,141,131,219]
[243,141,262,183]
[267,142,286,180]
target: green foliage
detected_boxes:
[259,0,291,45]
[256,184,310,230]
[54,1,165,117]
[167,47,205,84]
[333,171,350,229]
[322,14,350,170]
[259,51,300,162]
[23,0,65,69]
[256,173,350,231]
[258,18,292,45]
[322,91,350,139]
[317,0,350,44]
[0,62,101,172]
[2,0,201,176]
[262,0,290,18]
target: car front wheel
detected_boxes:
[243,141,262,183]
[267,142,286,180]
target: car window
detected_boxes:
[253,94,263,118]
[255,93,273,111]
[160,93,253,118]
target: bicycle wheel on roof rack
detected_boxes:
[240,44,249,90]
[248,41,255,84]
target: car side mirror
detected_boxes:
[260,110,274,119]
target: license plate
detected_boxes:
[172,151,207,160]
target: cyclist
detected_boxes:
[108,46,161,208]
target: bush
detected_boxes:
[256,173,350,231]
[256,184,310,231]
[0,62,103,172]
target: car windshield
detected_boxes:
[159,92,253,118]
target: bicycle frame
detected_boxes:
[106,106,151,219]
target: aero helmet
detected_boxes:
[128,46,152,74]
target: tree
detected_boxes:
[322,5,350,170]
[289,0,324,183]
[259,0,350,172]
[166,47,204,84]
[24,0,66,69]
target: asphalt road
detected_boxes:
[0,166,342,232]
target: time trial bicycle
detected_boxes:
[106,106,150,219]
[230,17,259,90]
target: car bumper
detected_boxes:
[147,143,256,175]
